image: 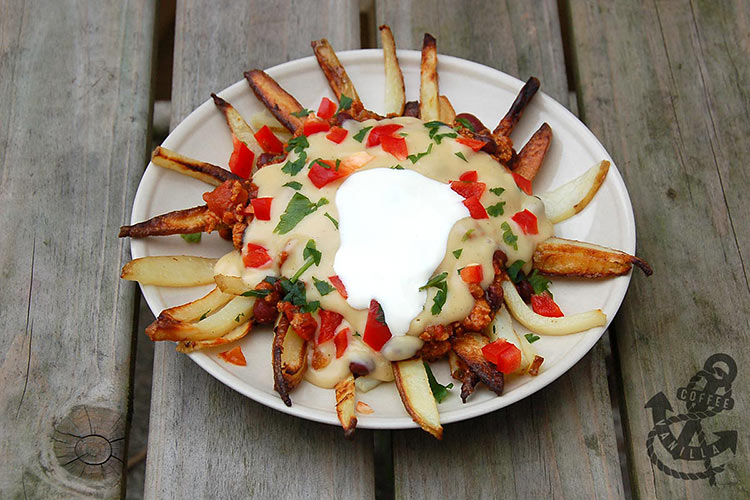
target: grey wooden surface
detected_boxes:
[142,2,376,499]
[567,0,750,497]
[376,2,625,498]
[0,0,155,498]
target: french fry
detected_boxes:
[419,33,439,122]
[513,123,552,181]
[311,39,363,108]
[121,255,217,287]
[502,279,607,335]
[211,93,264,159]
[176,320,252,353]
[146,295,255,342]
[393,358,442,439]
[118,205,218,238]
[493,76,540,137]
[151,146,239,186]
[244,70,305,133]
[249,109,293,143]
[272,313,308,406]
[449,333,504,396]
[537,160,609,223]
[335,374,358,439]
[533,237,652,277]
[354,376,382,393]
[214,273,252,296]
[488,307,537,374]
[379,25,405,116]
[438,95,456,123]
[159,286,234,323]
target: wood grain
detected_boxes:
[377,2,625,498]
[143,2,375,499]
[0,0,155,497]
[566,0,750,496]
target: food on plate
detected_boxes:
[119,27,651,438]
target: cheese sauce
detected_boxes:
[213,116,553,388]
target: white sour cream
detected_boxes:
[334,168,469,335]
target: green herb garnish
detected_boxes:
[323,212,339,229]
[279,278,307,306]
[300,300,320,313]
[501,222,519,251]
[234,312,245,322]
[419,272,448,291]
[424,361,453,403]
[525,333,541,344]
[241,289,272,298]
[433,132,457,144]
[313,277,335,296]
[291,108,312,117]
[285,135,309,153]
[528,270,552,296]
[452,248,463,259]
[289,239,322,282]
[199,310,210,321]
[461,228,474,241]
[487,202,506,217]
[489,187,505,196]
[419,273,448,315]
[281,151,307,175]
[180,233,201,243]
[353,126,373,143]
[283,181,303,190]
[274,193,328,234]
[337,95,353,113]
[454,117,476,132]
[506,260,525,283]
[454,152,468,162]
[407,143,433,163]
[390,164,404,170]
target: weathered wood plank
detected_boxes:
[566,0,750,497]
[143,2,375,499]
[376,2,625,498]
[0,0,155,498]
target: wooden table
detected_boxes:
[2,1,748,498]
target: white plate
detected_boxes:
[130,50,635,429]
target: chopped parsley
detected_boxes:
[290,239,322,282]
[528,270,552,296]
[407,143,433,164]
[501,222,518,251]
[291,108,312,117]
[281,151,307,175]
[234,312,245,322]
[433,132,457,144]
[323,212,339,229]
[285,135,309,154]
[419,272,448,315]
[525,333,541,344]
[283,180,303,190]
[180,232,201,243]
[300,300,320,313]
[353,332,361,337]
[424,361,453,403]
[423,121,456,144]
[419,272,448,291]
[487,201,506,217]
[313,277,335,296]
[311,158,331,170]
[241,289,272,298]
[390,164,404,170]
[199,310,210,321]
[274,193,328,234]
[489,187,505,196]
[454,152,468,162]
[353,126,373,143]
[452,248,463,259]
[337,95,353,113]
[279,278,307,306]
[506,260,525,283]
[454,117,476,132]
[461,228,474,241]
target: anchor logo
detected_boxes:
[645,353,738,484]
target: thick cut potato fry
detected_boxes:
[537,160,609,223]
[249,109,293,143]
[244,70,305,133]
[419,33,439,122]
[393,358,442,439]
[151,146,239,186]
[354,376,382,393]
[513,123,552,181]
[211,93,264,159]
[272,314,308,406]
[438,95,456,123]
[502,280,606,335]
[214,273,252,296]
[335,374,358,439]
[450,334,504,395]
[146,295,255,342]
[176,320,252,353]
[160,287,234,323]
[533,237,652,277]
[493,76,540,137]
[311,39,362,107]
[379,25,405,116]
[488,307,537,374]
[121,255,217,287]
[119,205,218,238]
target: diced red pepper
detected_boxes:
[317,97,337,120]
[308,159,349,188]
[459,170,478,182]
[363,299,392,351]
[482,339,521,374]
[203,180,248,218]
[511,209,538,235]
[242,242,272,268]
[249,197,272,221]
[317,309,344,344]
[456,136,486,152]
[531,293,564,317]
[303,116,331,136]
[512,172,533,195]
[334,327,350,358]
[329,275,348,299]
[463,196,488,219]
[460,264,483,284]
[228,135,255,179]
[218,346,247,366]
[326,126,348,144]
[450,180,486,199]
[366,124,404,147]
[254,125,284,154]
[380,135,408,160]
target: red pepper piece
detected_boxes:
[228,135,254,179]
[242,242,272,268]
[482,339,521,374]
[380,135,408,160]
[511,209,538,235]
[363,299,392,351]
[308,159,348,188]
[512,172,533,195]
[450,180,486,199]
[460,264,483,284]
[326,126,348,144]
[318,309,344,344]
[463,196,488,219]
[218,346,247,366]
[303,116,331,136]
[456,136,486,152]
[531,292,564,317]
[366,124,404,147]
[459,170,478,182]
[329,275,348,299]
[249,197,272,221]
[317,97,337,120]
[254,125,284,154]
[203,180,248,218]
[334,327,350,358]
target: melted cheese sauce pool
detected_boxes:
[213,116,554,388]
